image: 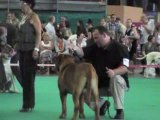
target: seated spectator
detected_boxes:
[54,31,69,55]
[68,33,87,63]
[39,32,54,75]
[76,33,87,47]
[68,34,87,48]
[40,32,54,51]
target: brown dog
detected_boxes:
[55,54,100,120]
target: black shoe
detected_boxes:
[113,111,124,120]
[100,100,110,116]
[19,108,33,112]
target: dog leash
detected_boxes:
[107,97,114,119]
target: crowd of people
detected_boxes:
[0,0,160,119]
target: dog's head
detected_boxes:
[1,44,13,59]
[154,56,160,65]
[55,54,75,72]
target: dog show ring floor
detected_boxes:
[0,75,160,120]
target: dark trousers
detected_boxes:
[19,50,37,108]
[11,53,22,87]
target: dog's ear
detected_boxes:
[63,54,75,62]
[54,54,65,72]
[54,54,60,71]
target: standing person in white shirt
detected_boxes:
[45,16,56,41]
[140,14,155,50]
[139,14,155,74]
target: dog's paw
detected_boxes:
[144,75,149,78]
[59,113,66,119]
[79,113,85,119]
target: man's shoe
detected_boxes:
[100,100,110,116]
[113,111,124,120]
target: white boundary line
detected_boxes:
[4,64,55,67]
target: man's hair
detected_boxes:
[49,16,55,22]
[20,0,36,9]
[93,26,109,35]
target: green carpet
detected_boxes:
[0,76,160,120]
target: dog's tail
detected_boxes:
[136,55,147,60]
[86,72,91,105]
[86,64,98,105]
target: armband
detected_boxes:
[34,47,39,52]
[123,58,129,67]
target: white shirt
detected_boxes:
[45,22,56,40]
[68,34,87,48]
[140,19,155,44]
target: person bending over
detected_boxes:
[68,26,129,120]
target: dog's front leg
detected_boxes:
[79,94,85,119]
[72,94,79,120]
[59,92,67,119]
[144,68,149,78]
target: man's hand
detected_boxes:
[106,67,116,78]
